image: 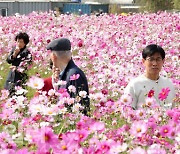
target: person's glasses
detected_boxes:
[146,57,163,63]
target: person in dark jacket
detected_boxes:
[47,38,90,115]
[4,32,32,94]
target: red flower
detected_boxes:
[46,39,51,43]
[158,87,170,101]
[101,89,108,95]
[78,40,83,47]
[111,55,116,59]
[148,89,155,98]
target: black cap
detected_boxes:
[47,38,71,51]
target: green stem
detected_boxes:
[58,121,65,135]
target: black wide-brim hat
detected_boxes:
[47,38,71,51]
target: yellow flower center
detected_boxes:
[61,145,67,150]
[48,111,53,114]
[79,134,83,139]
[139,112,143,116]
[164,129,168,133]
[123,98,127,103]
[147,102,152,106]
[44,134,49,142]
[136,128,141,133]
[34,83,38,87]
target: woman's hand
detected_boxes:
[13,47,20,58]
[9,66,16,71]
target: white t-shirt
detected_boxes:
[124,75,175,109]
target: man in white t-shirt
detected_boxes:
[124,44,175,109]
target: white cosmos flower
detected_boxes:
[48,89,56,96]
[72,103,83,113]
[68,85,76,93]
[27,76,44,90]
[15,88,28,95]
[172,55,178,62]
[79,90,87,98]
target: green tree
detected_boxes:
[173,0,180,10]
[136,0,174,12]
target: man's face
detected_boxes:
[142,52,165,77]
[50,52,60,69]
[16,39,26,49]
[50,52,56,66]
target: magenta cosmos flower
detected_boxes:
[159,124,173,138]
[148,89,155,98]
[31,127,59,153]
[158,87,170,101]
[70,74,80,80]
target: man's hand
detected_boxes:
[52,66,60,82]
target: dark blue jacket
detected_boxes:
[59,59,90,115]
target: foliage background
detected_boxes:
[136,0,180,12]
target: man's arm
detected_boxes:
[124,82,137,109]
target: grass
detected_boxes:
[0,62,10,90]
[0,55,52,99]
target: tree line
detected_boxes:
[135,0,180,12]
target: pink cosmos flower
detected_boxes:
[172,111,180,124]
[96,141,110,153]
[130,121,148,137]
[166,108,180,124]
[145,97,159,108]
[83,147,96,154]
[0,149,16,154]
[120,94,132,105]
[0,89,9,100]
[21,117,33,127]
[130,147,146,154]
[158,87,170,101]
[70,74,80,80]
[136,108,145,116]
[55,132,80,153]
[147,144,166,154]
[31,127,59,152]
[0,132,17,150]
[159,124,173,137]
[147,117,157,131]
[89,121,105,133]
[16,148,32,154]
[76,117,93,130]
[58,88,70,98]
[27,76,44,90]
[0,108,17,120]
[54,140,79,154]
[73,129,89,142]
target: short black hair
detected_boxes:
[15,32,29,45]
[142,44,165,60]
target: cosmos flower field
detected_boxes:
[0,11,179,153]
